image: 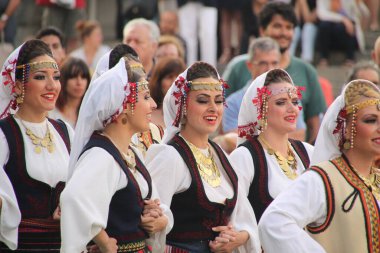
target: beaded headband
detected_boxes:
[269,86,300,98]
[16,61,59,84]
[345,99,380,114]
[126,80,150,114]
[172,76,229,127]
[188,81,224,91]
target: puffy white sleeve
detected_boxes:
[145,144,190,207]
[229,146,254,196]
[60,148,124,253]
[0,129,21,250]
[230,184,261,253]
[146,182,174,253]
[258,170,327,253]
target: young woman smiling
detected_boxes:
[230,68,313,222]
[60,54,171,253]
[146,62,261,253]
[0,39,72,252]
[259,79,380,252]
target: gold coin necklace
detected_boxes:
[351,165,380,201]
[18,118,55,154]
[185,139,221,187]
[258,135,298,180]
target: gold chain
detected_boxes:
[258,135,298,180]
[100,132,137,173]
[184,139,221,187]
[351,165,380,201]
[18,118,55,154]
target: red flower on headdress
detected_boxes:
[238,122,258,138]
[2,59,17,93]
[296,86,305,100]
[333,108,347,135]
[252,86,271,120]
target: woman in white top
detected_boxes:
[230,68,313,222]
[60,53,172,253]
[259,79,380,252]
[146,61,261,253]
[0,39,72,252]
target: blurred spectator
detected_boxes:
[223,2,326,142]
[36,0,86,52]
[372,36,380,67]
[223,37,281,133]
[149,56,186,127]
[116,0,158,39]
[347,60,380,85]
[289,0,318,63]
[123,18,160,79]
[0,0,20,44]
[36,26,66,67]
[156,35,185,62]
[70,20,110,73]
[50,57,90,128]
[212,132,238,154]
[217,0,244,65]
[14,0,42,45]
[241,0,268,54]
[364,0,379,31]
[159,10,187,56]
[177,0,217,66]
[158,0,177,13]
[318,76,334,108]
[316,0,364,66]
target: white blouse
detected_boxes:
[258,171,329,253]
[0,117,73,250]
[60,147,173,253]
[229,141,314,198]
[145,142,261,253]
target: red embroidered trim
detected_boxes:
[238,122,257,138]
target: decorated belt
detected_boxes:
[118,240,146,252]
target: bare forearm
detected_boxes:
[4,0,20,17]
[230,230,249,249]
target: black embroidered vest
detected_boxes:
[167,134,238,242]
[239,136,310,221]
[80,133,152,243]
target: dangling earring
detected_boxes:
[121,113,128,125]
[260,94,269,132]
[344,106,357,149]
[16,84,25,105]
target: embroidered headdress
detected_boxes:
[162,62,228,143]
[312,79,380,165]
[237,68,303,144]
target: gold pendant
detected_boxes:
[47,144,55,153]
[34,146,42,154]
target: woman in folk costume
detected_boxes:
[259,79,380,252]
[230,68,313,222]
[0,39,72,252]
[146,61,261,252]
[92,44,164,157]
[60,53,172,253]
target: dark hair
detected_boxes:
[76,20,100,41]
[264,69,293,86]
[109,44,139,68]
[56,57,91,113]
[259,2,298,30]
[15,39,54,80]
[186,61,218,81]
[124,55,146,83]
[150,57,186,108]
[36,26,65,47]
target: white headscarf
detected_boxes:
[161,63,224,143]
[237,68,295,145]
[91,51,111,83]
[311,79,380,165]
[0,44,23,119]
[68,58,130,178]
[161,68,188,143]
